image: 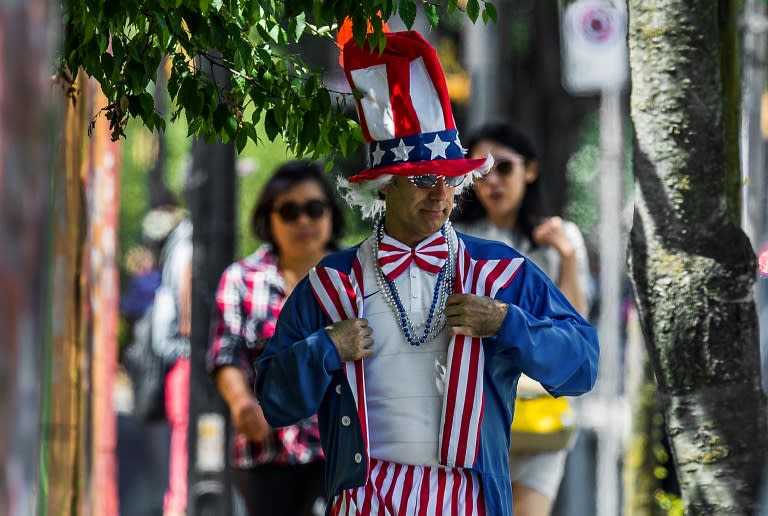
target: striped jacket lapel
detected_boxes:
[438,239,523,467]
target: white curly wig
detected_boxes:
[336,154,493,221]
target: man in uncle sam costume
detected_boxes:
[256,30,599,515]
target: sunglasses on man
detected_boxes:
[407,174,466,189]
[273,199,329,222]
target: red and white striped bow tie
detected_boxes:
[377,231,449,281]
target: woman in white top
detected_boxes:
[453,121,592,516]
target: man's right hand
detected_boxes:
[325,318,374,361]
[231,395,271,444]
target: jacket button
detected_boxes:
[354,453,362,464]
[341,416,351,426]
[336,384,342,395]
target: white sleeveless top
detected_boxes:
[356,232,456,466]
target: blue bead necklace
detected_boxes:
[373,218,455,346]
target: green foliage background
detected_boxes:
[120,113,295,264]
[119,107,370,271]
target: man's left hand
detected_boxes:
[444,294,508,337]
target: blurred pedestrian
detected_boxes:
[208,160,346,516]
[145,205,192,516]
[120,245,161,324]
[453,121,593,516]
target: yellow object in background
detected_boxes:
[510,394,576,454]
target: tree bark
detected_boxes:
[45,70,88,516]
[0,2,58,513]
[627,1,768,513]
[83,78,121,516]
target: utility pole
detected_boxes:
[559,2,628,515]
[186,53,237,516]
[740,0,768,393]
[594,85,624,516]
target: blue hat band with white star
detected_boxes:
[368,129,464,169]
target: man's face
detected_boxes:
[380,175,456,246]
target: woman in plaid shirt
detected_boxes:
[208,160,346,516]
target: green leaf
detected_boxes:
[377,32,387,55]
[466,0,480,22]
[268,24,281,44]
[289,12,306,42]
[187,116,203,136]
[244,121,258,142]
[399,0,417,29]
[213,103,229,131]
[339,130,351,157]
[316,88,331,113]
[262,69,273,87]
[138,92,154,118]
[102,53,115,81]
[236,128,248,153]
[152,113,166,132]
[179,76,202,117]
[97,33,110,55]
[251,106,262,125]
[225,115,238,139]
[483,2,497,23]
[352,15,367,46]
[264,108,279,140]
[153,13,171,49]
[424,3,440,28]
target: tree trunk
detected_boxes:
[0,2,58,513]
[627,1,768,513]
[44,70,88,515]
[82,78,121,516]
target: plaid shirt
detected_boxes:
[208,245,324,468]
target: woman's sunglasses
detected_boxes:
[477,158,521,181]
[407,174,466,189]
[273,199,329,222]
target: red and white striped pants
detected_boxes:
[330,458,486,516]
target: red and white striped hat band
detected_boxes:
[342,31,488,182]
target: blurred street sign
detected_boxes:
[560,0,628,94]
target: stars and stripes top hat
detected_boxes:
[342,30,491,182]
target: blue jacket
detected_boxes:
[256,233,599,515]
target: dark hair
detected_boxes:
[251,160,346,251]
[452,121,552,243]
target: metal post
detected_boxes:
[740,0,768,246]
[463,14,499,127]
[595,86,624,516]
[740,0,768,394]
